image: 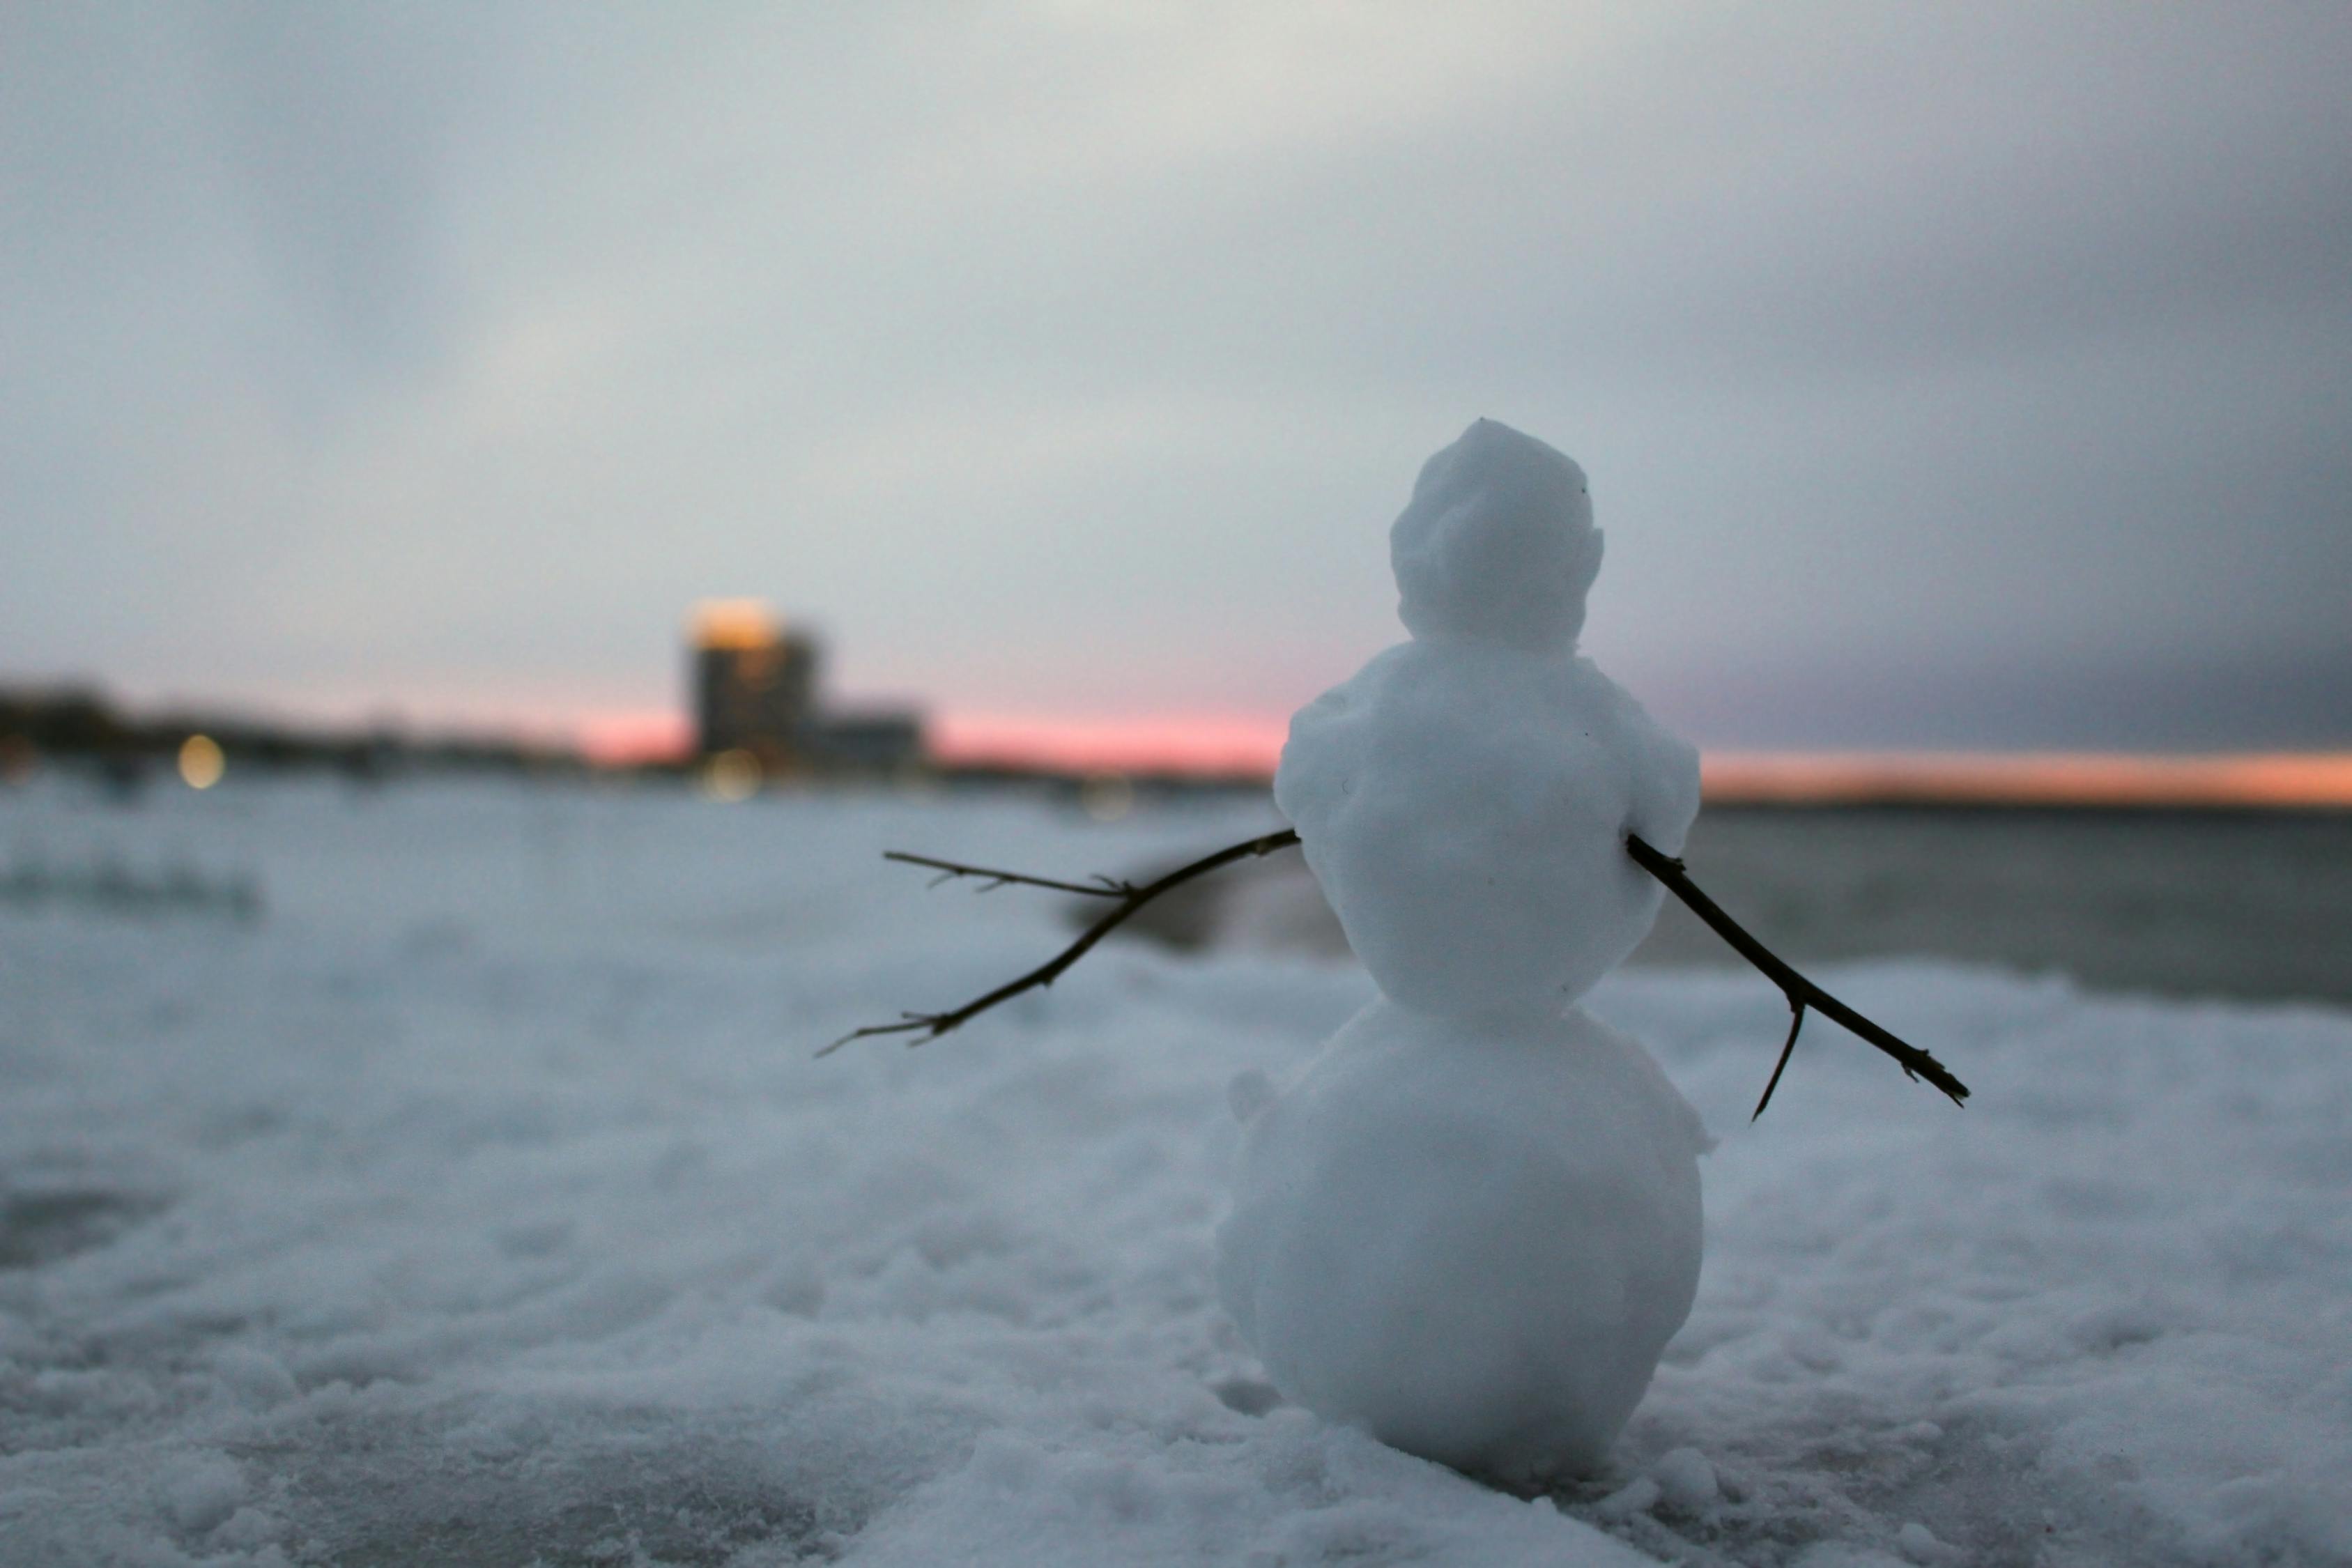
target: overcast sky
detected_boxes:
[5,2,2348,758]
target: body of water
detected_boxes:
[1196,806,2352,1008]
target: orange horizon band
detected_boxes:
[572,702,2352,805]
[1699,752,2352,810]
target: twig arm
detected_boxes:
[1624,832,1969,1113]
[883,850,1130,898]
[820,829,1300,1055]
[828,824,1967,1120]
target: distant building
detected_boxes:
[687,601,924,777]
[691,600,819,765]
[805,711,925,774]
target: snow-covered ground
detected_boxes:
[2,778,2346,1567]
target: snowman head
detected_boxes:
[1390,419,1604,652]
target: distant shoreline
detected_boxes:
[1696,797,2352,821]
[10,683,2348,809]
[1700,751,2352,811]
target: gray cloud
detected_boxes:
[2,1,2346,748]
[190,6,481,401]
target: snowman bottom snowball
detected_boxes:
[1215,1000,1709,1480]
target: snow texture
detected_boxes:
[1232,420,1707,1478]
[1390,418,1606,652]
[1217,1001,1708,1479]
[3,776,2351,1567]
[1275,421,1700,1020]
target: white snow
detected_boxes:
[3,774,2350,1567]
[1388,417,1605,652]
[1274,421,1700,1020]
[1233,420,1708,1477]
[1651,1445,1719,1512]
[1217,1002,1707,1478]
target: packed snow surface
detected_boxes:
[3,776,2351,1567]
[1218,1001,1708,1479]
[1239,420,1707,1477]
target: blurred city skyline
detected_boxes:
[6,4,2350,768]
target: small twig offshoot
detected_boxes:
[828,827,1969,1119]
[883,850,1132,899]
[817,829,1301,1056]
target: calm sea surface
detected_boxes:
[1187,806,2352,1010]
[1627,807,2352,1008]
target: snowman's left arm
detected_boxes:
[1624,834,1969,1115]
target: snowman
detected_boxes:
[1214,418,1709,1481]
[841,415,1962,1473]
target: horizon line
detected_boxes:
[562,712,2352,808]
[1696,750,2352,810]
[17,688,2350,808]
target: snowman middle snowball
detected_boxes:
[1216,419,1709,1480]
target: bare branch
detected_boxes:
[1753,1003,1806,1121]
[820,829,1301,1055]
[1625,833,1969,1114]
[884,850,1131,898]
[829,825,1969,1120]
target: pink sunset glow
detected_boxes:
[572,700,2352,810]
[928,712,1291,776]
[1702,751,2352,810]
[572,708,1294,775]
[576,711,694,767]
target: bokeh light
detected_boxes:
[177,734,226,790]
[1079,771,1135,822]
[700,748,762,803]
